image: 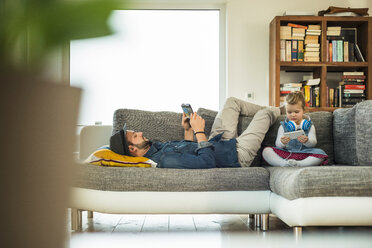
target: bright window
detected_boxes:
[70,10,220,125]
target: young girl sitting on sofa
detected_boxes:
[262,91,328,167]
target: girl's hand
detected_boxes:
[182,113,192,131]
[297,135,308,144]
[281,136,291,144]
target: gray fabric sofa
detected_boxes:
[70,100,372,234]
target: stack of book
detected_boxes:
[304,25,321,62]
[280,26,292,39]
[338,72,366,107]
[326,26,341,36]
[280,83,303,104]
[327,26,344,62]
[292,27,306,40]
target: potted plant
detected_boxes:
[0,0,123,247]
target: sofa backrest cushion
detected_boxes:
[113,109,184,142]
[114,108,335,166]
[198,108,334,165]
[334,100,372,166]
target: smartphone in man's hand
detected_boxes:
[181,104,194,119]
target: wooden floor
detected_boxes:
[69,212,288,233]
[67,210,372,234]
[68,211,372,248]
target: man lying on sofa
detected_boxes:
[110,97,282,169]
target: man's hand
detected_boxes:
[189,113,205,133]
[190,113,207,143]
[182,113,192,131]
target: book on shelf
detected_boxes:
[342,75,366,80]
[285,40,291,61]
[343,72,364,76]
[306,25,321,36]
[306,78,320,86]
[339,80,365,85]
[349,42,355,62]
[328,26,342,31]
[327,26,341,36]
[354,44,365,62]
[305,47,319,52]
[344,85,366,90]
[343,93,366,98]
[280,86,302,91]
[280,26,292,39]
[304,51,320,57]
[343,89,365,94]
[298,40,304,61]
[280,40,286,61]
[308,25,320,30]
[313,87,320,107]
[337,40,343,62]
[291,40,298,62]
[329,88,334,107]
[327,30,342,36]
[344,41,349,62]
[283,83,303,87]
[287,23,307,29]
[292,27,305,40]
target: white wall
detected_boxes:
[226,0,371,106]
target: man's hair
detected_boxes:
[286,91,306,110]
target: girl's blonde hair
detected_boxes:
[286,91,306,110]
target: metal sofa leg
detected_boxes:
[261,214,269,231]
[71,208,83,231]
[247,214,254,224]
[88,211,94,218]
[293,226,302,239]
[254,214,261,227]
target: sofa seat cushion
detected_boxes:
[73,163,270,192]
[268,166,372,200]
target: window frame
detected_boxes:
[64,1,226,110]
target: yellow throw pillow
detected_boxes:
[85,148,157,168]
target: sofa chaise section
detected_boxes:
[268,166,372,231]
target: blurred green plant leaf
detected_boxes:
[0,0,122,71]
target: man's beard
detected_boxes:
[135,140,152,150]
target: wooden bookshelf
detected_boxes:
[269,16,372,111]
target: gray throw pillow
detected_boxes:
[333,100,372,166]
[355,101,372,165]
